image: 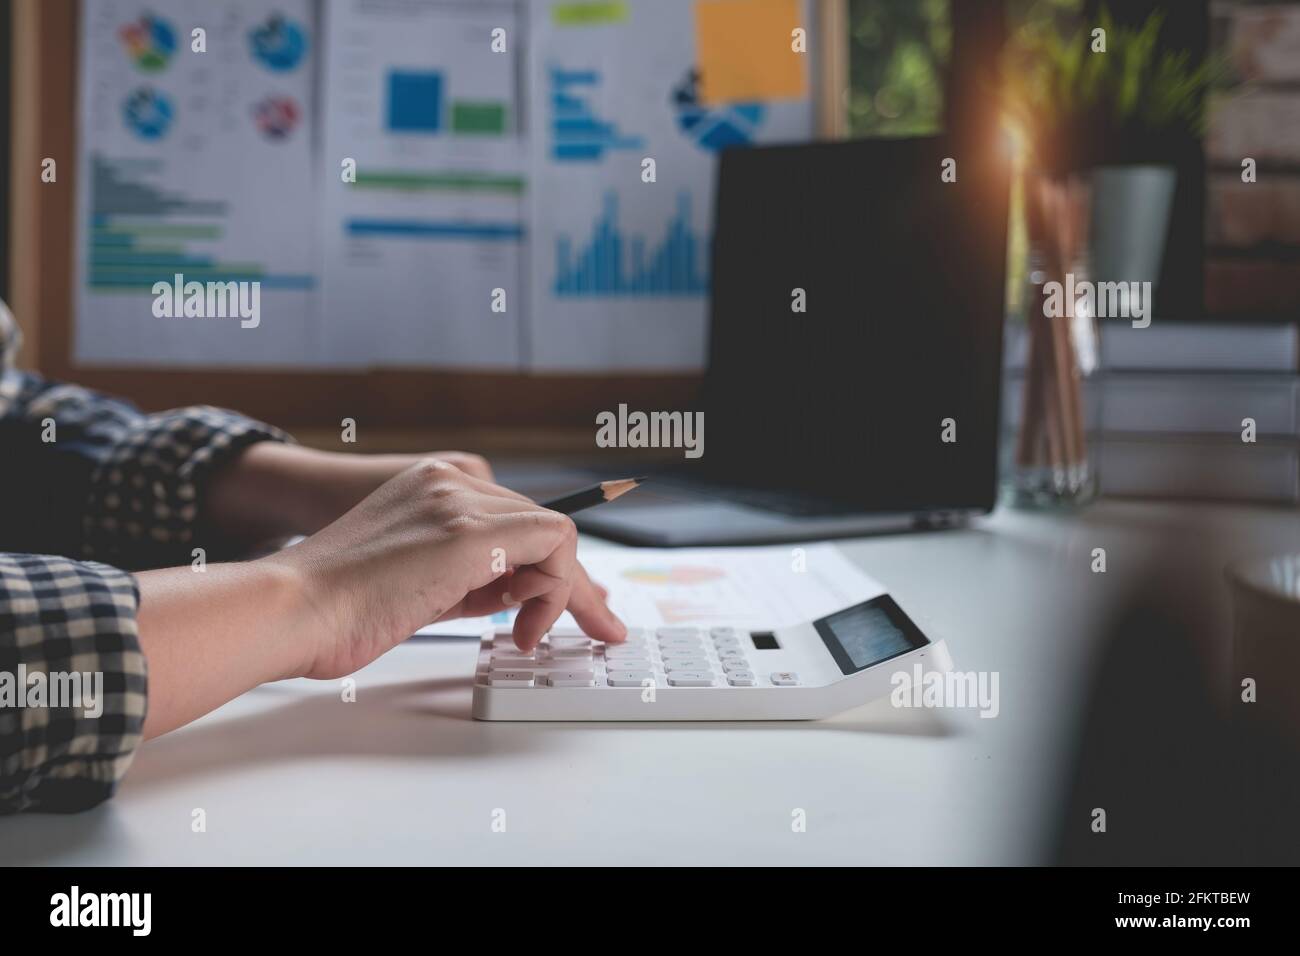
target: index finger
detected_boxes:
[506,512,579,650]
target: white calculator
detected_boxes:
[471,594,952,721]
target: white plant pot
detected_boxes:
[1089,165,1177,317]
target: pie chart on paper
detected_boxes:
[672,68,766,152]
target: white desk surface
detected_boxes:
[2,499,1295,866]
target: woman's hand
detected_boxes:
[136,459,624,738]
[264,459,625,680]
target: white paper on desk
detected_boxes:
[413,544,885,638]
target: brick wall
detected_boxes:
[1206,1,1300,318]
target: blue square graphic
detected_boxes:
[387,71,442,133]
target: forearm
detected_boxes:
[134,558,316,738]
[202,443,415,543]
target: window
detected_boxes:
[845,0,951,137]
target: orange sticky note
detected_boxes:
[694,0,807,105]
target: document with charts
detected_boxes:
[318,0,526,368]
[525,0,814,371]
[73,0,319,367]
[415,544,884,637]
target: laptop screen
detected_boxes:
[699,137,1009,514]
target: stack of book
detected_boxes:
[1003,322,1300,503]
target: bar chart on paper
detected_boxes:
[385,69,510,136]
[553,192,708,296]
[319,0,526,368]
[74,0,319,366]
[549,66,644,161]
[527,0,814,370]
[86,155,314,291]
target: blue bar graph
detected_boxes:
[549,67,644,161]
[85,154,313,291]
[554,192,708,297]
[346,218,524,241]
[388,71,443,133]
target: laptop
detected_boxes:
[574,136,1010,546]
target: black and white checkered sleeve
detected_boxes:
[0,553,145,815]
[82,405,290,569]
[1,359,291,570]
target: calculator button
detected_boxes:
[488,671,535,687]
[726,671,757,687]
[607,671,655,687]
[722,659,751,673]
[657,627,703,639]
[712,637,742,650]
[547,636,591,650]
[710,627,746,640]
[667,672,715,687]
[770,672,800,686]
[657,639,703,651]
[718,650,748,661]
[545,647,593,660]
[664,660,711,673]
[660,647,705,658]
[490,656,538,669]
[546,626,587,639]
[544,671,596,687]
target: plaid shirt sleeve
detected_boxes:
[0,377,291,570]
[78,403,292,569]
[0,300,292,812]
[0,554,145,814]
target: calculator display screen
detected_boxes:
[813,595,928,676]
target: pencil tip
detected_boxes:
[602,477,646,502]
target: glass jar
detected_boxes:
[1005,174,1099,509]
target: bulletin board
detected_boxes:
[5,0,845,434]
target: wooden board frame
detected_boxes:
[5,0,846,430]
